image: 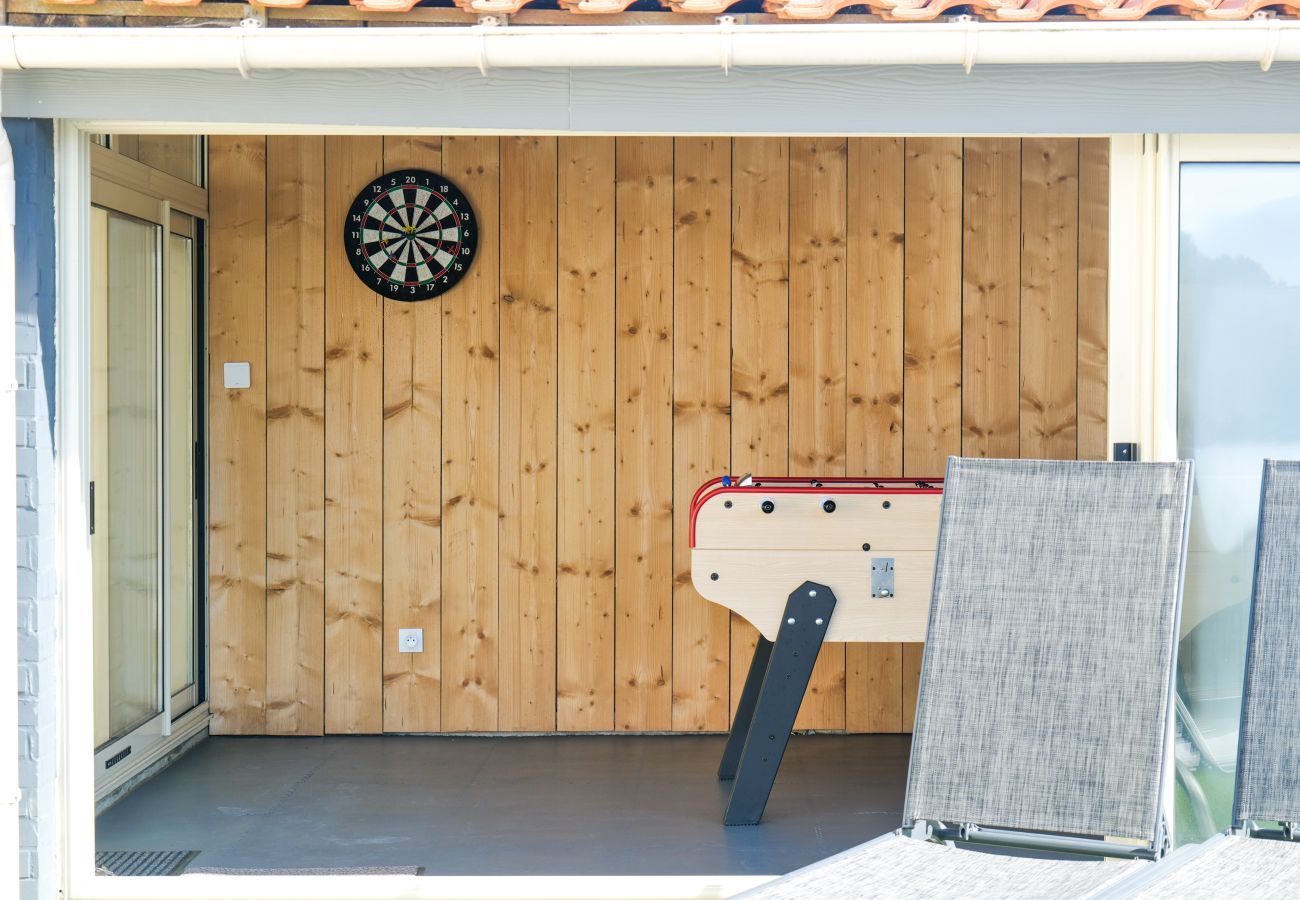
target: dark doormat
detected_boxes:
[95,849,199,876]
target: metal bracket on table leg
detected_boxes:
[718,636,774,781]
[723,581,836,826]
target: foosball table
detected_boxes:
[689,475,944,825]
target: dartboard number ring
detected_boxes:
[344,169,477,301]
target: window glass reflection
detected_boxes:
[1177,162,1300,842]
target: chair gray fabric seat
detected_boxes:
[1233,460,1300,825]
[1101,460,1300,898]
[736,458,1195,899]
[740,833,1148,900]
[1110,833,1300,899]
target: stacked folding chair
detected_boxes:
[1105,459,1300,898]
[740,457,1195,899]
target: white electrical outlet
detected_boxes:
[223,362,251,389]
[398,628,424,653]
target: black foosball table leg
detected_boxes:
[718,636,774,781]
[723,581,837,826]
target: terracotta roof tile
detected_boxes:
[664,0,746,15]
[452,0,533,14]
[31,0,1300,22]
[352,0,424,12]
[1188,0,1294,18]
[883,0,999,22]
[1083,0,1198,20]
[988,0,1105,22]
[558,0,644,14]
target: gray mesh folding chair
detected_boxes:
[739,457,1195,899]
[1104,460,1300,899]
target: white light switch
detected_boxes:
[223,362,251,389]
[398,628,424,653]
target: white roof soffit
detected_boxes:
[0,20,1297,73]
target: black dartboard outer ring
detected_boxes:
[343,168,478,302]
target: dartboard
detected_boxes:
[344,169,477,301]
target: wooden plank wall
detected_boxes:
[208,135,1109,736]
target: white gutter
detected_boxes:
[0,19,1296,73]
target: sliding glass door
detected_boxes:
[167,223,200,717]
[92,203,163,748]
[1175,158,1300,841]
[91,179,204,786]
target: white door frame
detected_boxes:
[1108,133,1300,463]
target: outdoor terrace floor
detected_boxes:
[95,733,909,876]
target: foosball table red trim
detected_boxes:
[689,476,942,548]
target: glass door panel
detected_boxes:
[1176,162,1300,841]
[166,228,197,711]
[91,204,163,747]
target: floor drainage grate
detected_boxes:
[95,850,199,876]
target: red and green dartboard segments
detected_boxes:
[343,168,477,301]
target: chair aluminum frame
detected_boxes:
[898,457,1192,865]
[917,820,1169,861]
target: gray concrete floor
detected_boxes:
[96,733,910,876]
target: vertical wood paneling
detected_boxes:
[209,135,268,735]
[902,642,925,733]
[672,137,732,732]
[847,137,905,478]
[208,133,1109,737]
[846,137,905,734]
[729,138,789,719]
[1078,139,1110,462]
[962,138,1022,460]
[902,137,963,723]
[789,137,848,731]
[557,137,617,732]
[614,136,675,732]
[441,136,502,732]
[847,644,903,734]
[903,137,964,479]
[381,136,444,733]
[499,136,559,732]
[1021,138,1079,461]
[265,135,325,736]
[323,135,384,734]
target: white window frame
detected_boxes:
[1108,133,1300,463]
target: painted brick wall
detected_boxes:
[7,117,59,900]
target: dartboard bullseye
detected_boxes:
[343,169,477,301]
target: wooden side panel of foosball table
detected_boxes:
[691,549,934,643]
